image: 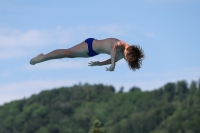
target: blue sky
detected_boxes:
[0,0,200,105]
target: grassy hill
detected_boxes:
[0,80,200,133]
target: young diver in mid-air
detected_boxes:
[30,38,145,71]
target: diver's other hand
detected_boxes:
[106,64,115,71]
[88,61,101,66]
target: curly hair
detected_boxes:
[125,45,145,71]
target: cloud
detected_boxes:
[0,27,72,48]
[0,49,28,59]
[0,27,73,59]
[0,71,9,77]
[0,78,76,105]
[144,67,200,80]
[125,66,200,90]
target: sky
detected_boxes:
[0,0,200,105]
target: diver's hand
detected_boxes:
[106,64,115,71]
[88,61,101,66]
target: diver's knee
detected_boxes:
[64,50,75,58]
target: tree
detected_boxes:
[190,81,197,93]
[176,81,188,101]
[163,82,176,101]
[129,86,141,92]
[118,86,124,93]
[89,119,104,133]
[176,81,188,94]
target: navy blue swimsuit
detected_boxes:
[85,38,99,57]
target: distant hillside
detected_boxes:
[0,80,200,133]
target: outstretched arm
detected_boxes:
[88,58,121,66]
[100,58,111,66]
[88,59,111,66]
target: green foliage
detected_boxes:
[89,119,104,133]
[0,80,200,133]
[129,86,141,93]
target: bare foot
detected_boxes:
[30,53,44,65]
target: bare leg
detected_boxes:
[30,49,71,65]
[30,41,90,65]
